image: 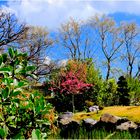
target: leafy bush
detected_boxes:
[127,78,140,105]
[0,48,54,139]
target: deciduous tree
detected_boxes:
[90,15,123,80]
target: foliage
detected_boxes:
[51,71,92,112]
[117,76,130,105]
[66,60,87,82]
[45,60,94,112]
[127,77,140,105]
[100,79,118,106]
[0,48,54,139]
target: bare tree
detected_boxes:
[90,15,123,80]
[59,18,93,60]
[19,26,54,80]
[121,22,140,78]
[0,10,27,51]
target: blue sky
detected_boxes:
[0,0,139,78]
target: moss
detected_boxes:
[73,106,140,123]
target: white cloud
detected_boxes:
[58,59,68,67]
[2,0,140,29]
[5,0,100,29]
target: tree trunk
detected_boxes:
[106,60,111,81]
[72,94,75,113]
[129,64,133,79]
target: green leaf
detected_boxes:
[26,73,37,79]
[26,66,36,71]
[15,58,20,65]
[19,69,26,75]
[0,55,2,66]
[8,48,15,58]
[36,120,50,126]
[2,125,8,139]
[12,132,25,139]
[2,54,7,63]
[6,116,15,122]
[11,91,21,97]
[0,128,5,138]
[32,129,42,139]
[18,81,26,87]
[0,67,11,73]
[2,87,10,99]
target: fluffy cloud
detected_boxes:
[58,59,68,67]
[1,0,140,29]
[5,0,100,29]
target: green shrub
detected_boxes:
[0,48,54,139]
[127,77,140,105]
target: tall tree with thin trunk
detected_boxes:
[121,22,140,78]
[90,15,123,80]
[59,18,93,60]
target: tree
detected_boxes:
[66,59,87,82]
[59,18,93,60]
[90,15,123,80]
[59,71,92,112]
[19,26,54,80]
[117,76,130,105]
[0,10,27,52]
[121,22,140,78]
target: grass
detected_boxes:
[73,106,140,123]
[50,128,140,139]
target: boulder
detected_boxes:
[58,112,73,120]
[59,118,80,138]
[100,113,121,124]
[116,121,138,131]
[58,112,80,137]
[89,105,99,113]
[83,118,98,125]
[59,118,72,125]
[83,118,98,131]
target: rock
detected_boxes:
[58,112,73,121]
[116,121,138,131]
[83,118,98,131]
[100,113,121,124]
[89,105,99,112]
[116,117,130,125]
[83,118,98,125]
[59,118,72,125]
[59,119,80,138]
[58,112,80,129]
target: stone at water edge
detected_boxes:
[116,121,138,131]
[100,113,121,124]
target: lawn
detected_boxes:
[73,106,140,123]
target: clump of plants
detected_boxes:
[0,48,55,139]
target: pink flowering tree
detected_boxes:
[58,71,93,113]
